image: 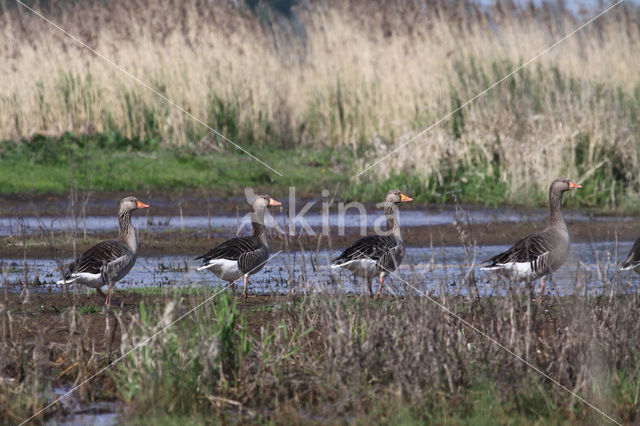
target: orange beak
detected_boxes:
[268,198,282,207]
[569,181,582,190]
[400,193,413,202]
[136,201,150,209]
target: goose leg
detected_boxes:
[240,275,249,299]
[367,277,374,297]
[376,274,386,298]
[105,284,113,307]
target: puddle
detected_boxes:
[45,385,120,425]
[2,241,636,297]
[0,206,632,237]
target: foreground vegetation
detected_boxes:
[1,1,640,208]
[2,271,640,424]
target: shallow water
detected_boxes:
[2,241,635,297]
[44,385,120,426]
[0,206,631,237]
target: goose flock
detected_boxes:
[53,178,639,306]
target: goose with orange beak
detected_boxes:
[482,178,582,296]
[331,190,413,297]
[196,190,281,298]
[57,197,149,307]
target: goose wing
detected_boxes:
[65,240,131,277]
[332,235,398,264]
[484,229,559,268]
[621,237,640,270]
[195,236,262,262]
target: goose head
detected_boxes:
[245,187,282,211]
[119,196,149,214]
[384,190,413,205]
[550,178,582,195]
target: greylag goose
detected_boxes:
[57,196,149,306]
[621,237,640,273]
[331,190,413,297]
[482,178,581,294]
[195,191,281,298]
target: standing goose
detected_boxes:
[331,190,413,297]
[482,178,581,294]
[195,191,281,298]
[621,237,640,273]
[57,196,149,306]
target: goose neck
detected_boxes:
[549,188,566,227]
[251,208,268,245]
[385,203,402,239]
[118,209,137,252]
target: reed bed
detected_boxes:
[1,0,639,206]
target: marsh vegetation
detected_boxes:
[1,0,639,208]
[2,266,640,424]
[1,0,640,424]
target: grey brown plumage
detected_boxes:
[196,237,264,273]
[332,235,402,274]
[621,237,640,273]
[482,178,581,293]
[57,197,149,306]
[484,230,565,281]
[65,240,133,280]
[331,190,412,297]
[196,190,281,298]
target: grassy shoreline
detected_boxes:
[1,132,638,213]
[0,132,349,198]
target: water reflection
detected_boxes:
[2,241,635,297]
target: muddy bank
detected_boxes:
[0,190,632,220]
[0,191,246,217]
[2,292,288,353]
[0,219,637,259]
[0,191,414,217]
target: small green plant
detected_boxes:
[77,304,101,315]
[114,291,252,415]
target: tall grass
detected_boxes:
[113,291,315,419]
[109,275,640,423]
[114,293,253,413]
[1,0,639,206]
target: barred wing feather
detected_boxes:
[65,240,131,277]
[195,237,262,262]
[332,235,398,264]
